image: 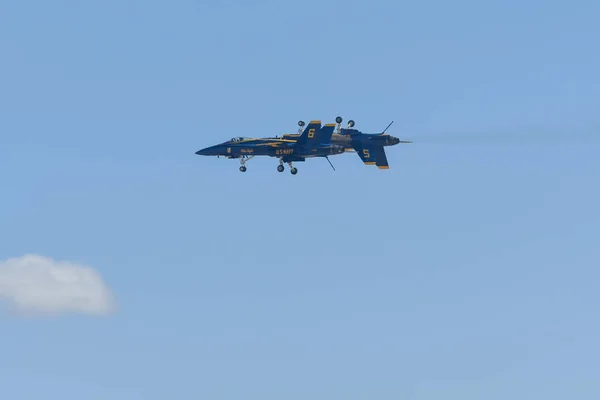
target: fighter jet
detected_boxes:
[195,120,342,174]
[329,116,412,169]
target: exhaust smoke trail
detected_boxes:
[403,127,600,144]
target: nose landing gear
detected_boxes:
[238,155,254,172]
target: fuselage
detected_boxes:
[195,137,344,160]
[330,129,402,148]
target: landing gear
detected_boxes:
[335,116,356,133]
[287,161,298,175]
[335,116,343,133]
[238,155,254,172]
[277,165,284,172]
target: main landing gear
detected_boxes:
[335,116,355,133]
[277,159,298,175]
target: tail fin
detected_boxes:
[354,144,390,169]
[295,120,322,148]
[319,123,336,144]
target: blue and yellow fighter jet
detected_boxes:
[194,120,343,174]
[328,116,412,169]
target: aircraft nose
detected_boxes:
[195,146,216,156]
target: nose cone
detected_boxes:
[195,145,220,156]
[388,136,401,145]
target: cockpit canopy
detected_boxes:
[229,136,248,143]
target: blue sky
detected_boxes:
[1,0,599,398]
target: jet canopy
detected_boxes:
[230,137,248,142]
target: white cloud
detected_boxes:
[0,254,116,316]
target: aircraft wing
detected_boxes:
[354,143,390,169]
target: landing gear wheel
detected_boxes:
[277,165,284,172]
[290,167,298,175]
[239,166,247,172]
[335,116,343,124]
